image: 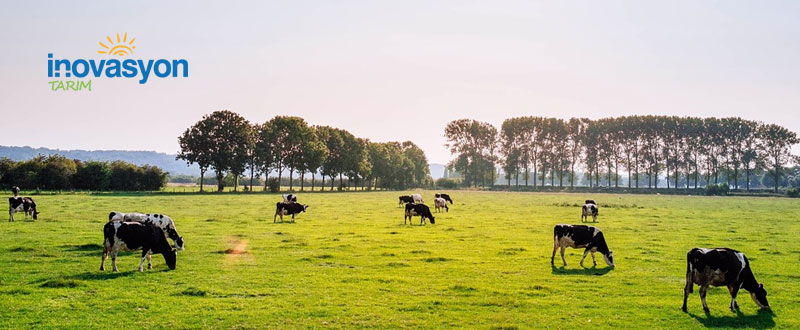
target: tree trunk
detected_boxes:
[301,171,305,191]
[249,166,254,192]
[288,168,294,192]
[321,174,325,191]
[216,170,224,192]
[339,173,343,191]
[199,168,205,192]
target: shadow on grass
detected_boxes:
[69,270,137,281]
[688,309,775,329]
[550,264,613,276]
[62,243,103,252]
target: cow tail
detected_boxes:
[103,223,115,248]
[685,250,694,293]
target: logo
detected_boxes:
[97,33,136,56]
[48,33,189,92]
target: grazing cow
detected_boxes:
[551,224,614,267]
[282,194,298,203]
[434,197,449,213]
[11,186,20,196]
[107,212,184,250]
[8,196,38,221]
[274,202,308,222]
[435,193,454,204]
[404,203,435,225]
[101,221,177,272]
[411,193,424,203]
[682,248,770,313]
[581,201,598,223]
[398,195,414,206]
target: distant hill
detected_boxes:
[0,146,199,176]
[0,145,447,180]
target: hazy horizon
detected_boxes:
[2,1,800,164]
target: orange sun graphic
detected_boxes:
[98,33,136,56]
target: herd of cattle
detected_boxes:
[6,187,771,313]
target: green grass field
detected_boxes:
[1,191,797,329]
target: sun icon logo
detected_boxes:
[98,33,136,56]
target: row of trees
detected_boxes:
[0,155,168,191]
[177,110,431,192]
[445,116,799,193]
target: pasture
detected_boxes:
[1,191,798,329]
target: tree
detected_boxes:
[269,116,316,191]
[180,110,251,192]
[759,124,799,193]
[315,126,345,191]
[178,116,216,192]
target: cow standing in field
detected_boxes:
[682,248,770,313]
[107,212,184,250]
[404,203,435,225]
[435,193,453,204]
[101,221,177,272]
[581,200,598,223]
[274,202,308,222]
[434,197,449,213]
[551,224,615,267]
[282,194,298,203]
[411,193,424,203]
[398,195,414,206]
[8,186,39,221]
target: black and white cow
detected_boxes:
[8,196,38,221]
[108,212,185,250]
[282,194,298,203]
[404,203,435,225]
[551,224,614,267]
[101,221,177,272]
[682,248,770,313]
[581,200,598,223]
[434,197,449,213]
[435,193,453,204]
[398,195,414,206]
[411,193,424,203]
[274,202,308,222]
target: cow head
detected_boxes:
[33,210,39,220]
[11,186,20,196]
[429,216,435,224]
[175,236,185,250]
[603,251,615,267]
[302,204,309,212]
[750,283,769,309]
[163,249,177,270]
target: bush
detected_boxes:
[267,178,280,193]
[705,183,730,196]
[436,178,459,189]
[787,188,799,198]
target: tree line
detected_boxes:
[0,155,168,191]
[445,116,800,193]
[177,110,431,192]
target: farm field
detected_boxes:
[0,191,798,329]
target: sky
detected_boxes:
[1,1,799,164]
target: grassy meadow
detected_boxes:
[0,191,798,329]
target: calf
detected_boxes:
[398,195,414,206]
[551,224,614,267]
[682,248,770,313]
[434,197,449,213]
[8,196,38,221]
[581,201,598,222]
[404,203,435,225]
[435,193,453,204]
[101,221,177,272]
[108,212,185,250]
[282,194,298,203]
[411,193,424,203]
[274,202,308,222]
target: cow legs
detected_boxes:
[591,251,597,266]
[146,253,153,269]
[682,268,693,312]
[728,284,740,312]
[100,246,109,271]
[580,249,590,267]
[593,214,597,222]
[111,249,119,272]
[560,246,567,266]
[8,209,13,222]
[699,284,710,313]
[551,238,558,265]
[138,250,150,272]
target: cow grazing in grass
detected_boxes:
[108,212,184,250]
[282,194,298,203]
[435,193,453,204]
[398,195,414,206]
[434,197,449,213]
[411,193,424,203]
[8,190,38,221]
[581,200,598,222]
[274,202,308,222]
[101,221,177,272]
[682,248,770,313]
[551,224,614,268]
[404,203,435,225]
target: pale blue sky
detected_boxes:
[1,1,799,164]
